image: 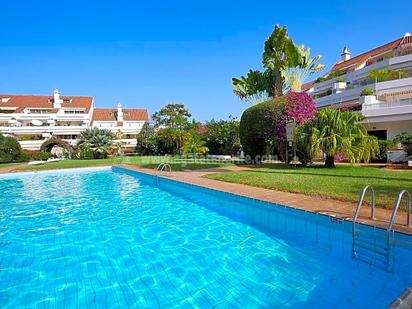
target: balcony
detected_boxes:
[314,77,412,108]
[362,98,412,122]
[315,86,366,107]
[0,125,88,135]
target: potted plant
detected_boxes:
[360,88,377,104]
[396,132,412,166]
[332,76,347,93]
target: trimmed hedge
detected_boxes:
[239,97,286,161]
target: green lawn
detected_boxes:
[1,156,233,172]
[206,165,412,209]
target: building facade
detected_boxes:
[0,89,148,150]
[304,33,412,141]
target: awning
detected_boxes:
[31,120,43,126]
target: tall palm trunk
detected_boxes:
[325,154,335,168]
[274,69,283,97]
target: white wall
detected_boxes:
[364,120,412,140]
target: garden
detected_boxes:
[1,24,411,209]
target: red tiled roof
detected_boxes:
[328,37,404,74]
[0,94,93,112]
[92,108,148,122]
[301,81,315,92]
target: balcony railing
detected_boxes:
[362,98,412,111]
[0,125,88,134]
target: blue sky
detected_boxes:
[0,0,409,121]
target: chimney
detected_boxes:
[117,103,124,122]
[53,89,61,108]
[341,47,351,61]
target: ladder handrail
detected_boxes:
[155,163,172,177]
[387,189,411,232]
[353,185,375,228]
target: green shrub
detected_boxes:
[79,146,95,160]
[0,134,25,163]
[239,97,286,161]
[396,132,412,158]
[22,150,50,161]
[136,123,158,155]
[315,76,326,83]
[360,88,375,96]
[373,140,396,162]
[334,76,347,83]
[368,69,408,83]
[203,116,240,155]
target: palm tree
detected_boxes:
[233,24,324,103]
[232,70,274,104]
[296,108,378,168]
[284,45,325,92]
[262,24,297,97]
[77,127,114,159]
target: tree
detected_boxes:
[0,134,24,163]
[136,123,158,155]
[284,45,325,92]
[233,24,324,103]
[152,103,191,129]
[295,108,378,168]
[203,116,240,155]
[231,70,275,104]
[77,128,114,159]
[182,133,209,155]
[262,24,296,97]
[151,103,194,155]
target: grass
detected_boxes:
[0,156,233,172]
[206,164,412,209]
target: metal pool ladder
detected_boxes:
[352,186,411,271]
[155,163,172,183]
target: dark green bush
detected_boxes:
[79,146,95,160]
[204,117,240,155]
[136,123,158,155]
[397,132,412,158]
[22,150,50,161]
[0,134,25,163]
[360,88,375,96]
[239,97,286,161]
[373,140,396,162]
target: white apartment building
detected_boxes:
[304,33,412,141]
[0,89,148,150]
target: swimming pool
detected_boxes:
[0,166,411,308]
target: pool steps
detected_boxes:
[353,186,411,272]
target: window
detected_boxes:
[63,99,71,103]
[64,110,85,114]
[29,109,53,114]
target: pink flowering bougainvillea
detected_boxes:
[286,91,317,125]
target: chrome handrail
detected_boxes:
[353,185,375,226]
[387,189,411,232]
[155,163,172,178]
[352,185,375,259]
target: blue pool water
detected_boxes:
[0,166,411,308]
